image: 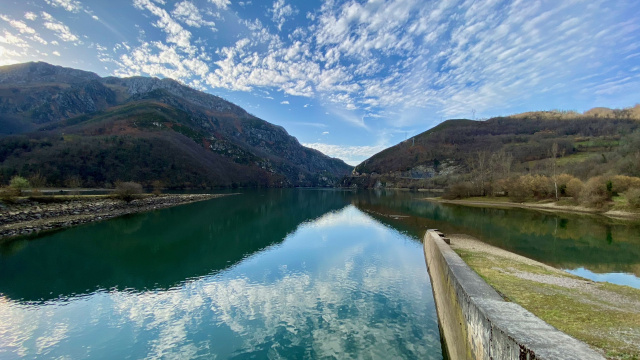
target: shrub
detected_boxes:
[530,175,553,199]
[9,176,30,196]
[610,175,640,194]
[565,178,584,199]
[556,174,577,196]
[580,176,610,208]
[151,180,164,196]
[509,177,530,202]
[627,188,640,209]
[443,182,474,199]
[113,181,144,202]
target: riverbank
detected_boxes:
[428,197,640,220]
[448,234,640,359]
[0,193,234,242]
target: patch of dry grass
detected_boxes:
[453,238,640,360]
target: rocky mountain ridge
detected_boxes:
[0,62,351,188]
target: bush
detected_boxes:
[565,178,584,199]
[580,176,610,207]
[9,176,30,196]
[627,188,640,209]
[556,174,577,196]
[151,180,164,196]
[610,175,640,194]
[443,182,474,199]
[113,181,144,202]
[508,176,530,202]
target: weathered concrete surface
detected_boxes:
[423,230,605,360]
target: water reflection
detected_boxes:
[0,189,352,302]
[350,190,640,283]
[0,204,442,359]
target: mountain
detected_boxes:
[0,62,352,188]
[345,108,640,189]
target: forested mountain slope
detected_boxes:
[0,62,352,188]
[346,108,640,189]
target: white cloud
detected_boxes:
[271,0,296,31]
[172,1,216,29]
[280,100,289,104]
[44,0,83,13]
[303,143,387,165]
[208,0,230,9]
[0,30,29,48]
[41,12,81,43]
[322,131,329,135]
[0,15,35,35]
[24,12,37,21]
[134,0,194,52]
[52,50,60,56]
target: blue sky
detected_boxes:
[1,0,639,165]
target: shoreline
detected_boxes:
[427,197,640,220]
[0,193,236,242]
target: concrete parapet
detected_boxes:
[423,230,605,360]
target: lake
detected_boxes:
[1,189,640,359]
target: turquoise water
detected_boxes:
[2,189,640,359]
[0,190,443,359]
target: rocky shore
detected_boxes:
[0,194,233,241]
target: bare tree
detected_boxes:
[550,142,559,200]
[469,151,489,196]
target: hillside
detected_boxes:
[0,62,352,188]
[346,108,640,189]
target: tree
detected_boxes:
[113,181,144,202]
[469,151,489,196]
[549,143,559,200]
[151,180,164,196]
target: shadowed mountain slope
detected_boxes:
[0,62,351,188]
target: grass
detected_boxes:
[455,248,640,360]
[557,152,596,166]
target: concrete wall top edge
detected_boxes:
[424,230,606,360]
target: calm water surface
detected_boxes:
[2,189,640,358]
[350,190,640,287]
[0,190,442,359]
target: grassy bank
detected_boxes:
[449,234,640,360]
[428,196,640,220]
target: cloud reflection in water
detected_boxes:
[0,206,441,359]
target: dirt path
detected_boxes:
[448,234,640,359]
[0,193,235,242]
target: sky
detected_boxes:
[0,0,639,165]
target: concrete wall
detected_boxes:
[423,230,605,360]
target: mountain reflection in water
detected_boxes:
[0,191,442,359]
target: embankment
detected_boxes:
[423,230,605,360]
[0,194,234,241]
[428,198,640,220]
